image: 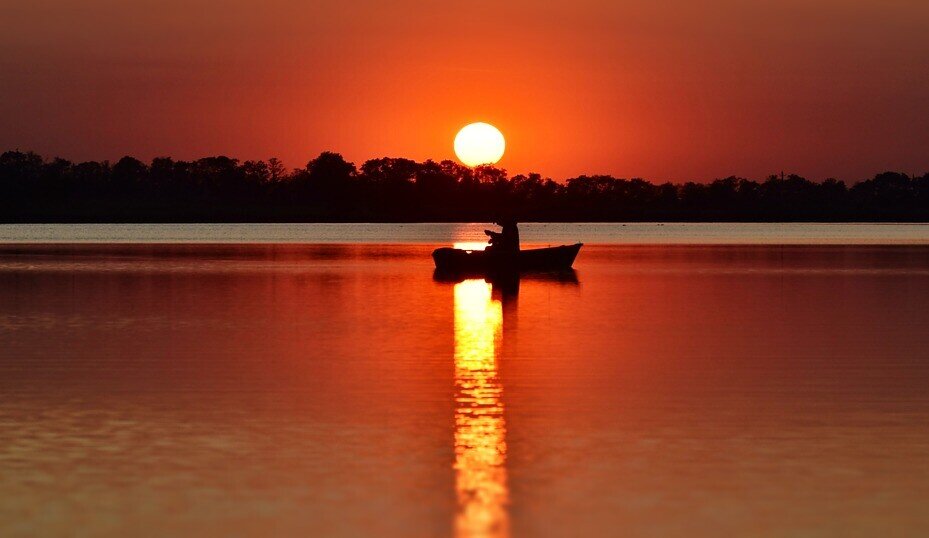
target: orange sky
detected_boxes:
[2,0,928,181]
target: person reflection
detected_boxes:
[453,279,509,538]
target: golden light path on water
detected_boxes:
[453,280,509,538]
[453,242,489,252]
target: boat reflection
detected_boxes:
[436,269,579,297]
[453,279,509,538]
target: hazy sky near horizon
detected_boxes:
[2,0,928,181]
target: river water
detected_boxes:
[1,224,928,536]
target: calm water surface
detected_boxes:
[2,232,929,536]
[2,222,929,244]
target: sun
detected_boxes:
[454,122,505,167]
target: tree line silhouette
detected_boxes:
[1,150,927,222]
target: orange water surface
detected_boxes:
[2,243,929,536]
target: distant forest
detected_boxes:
[1,150,928,222]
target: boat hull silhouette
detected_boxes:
[433,243,582,274]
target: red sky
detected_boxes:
[2,0,928,182]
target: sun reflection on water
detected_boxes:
[453,279,509,538]
[453,242,489,252]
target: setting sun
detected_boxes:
[454,122,505,167]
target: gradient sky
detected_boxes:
[2,0,928,181]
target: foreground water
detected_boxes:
[2,237,929,536]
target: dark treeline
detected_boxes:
[1,150,928,222]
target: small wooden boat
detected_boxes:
[432,243,582,274]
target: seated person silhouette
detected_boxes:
[484,218,520,254]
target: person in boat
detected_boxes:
[484,218,520,254]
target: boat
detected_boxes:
[432,243,582,274]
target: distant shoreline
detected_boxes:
[3,150,928,223]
